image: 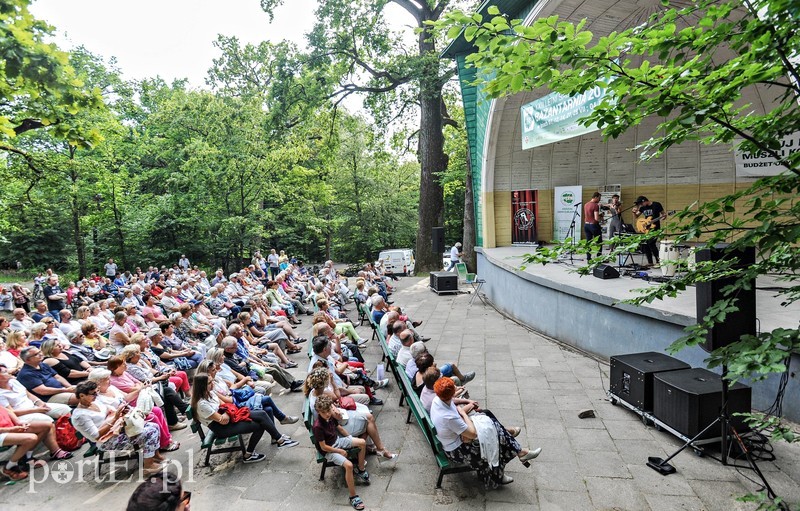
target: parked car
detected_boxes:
[377,248,415,276]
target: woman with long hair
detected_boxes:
[190,373,295,465]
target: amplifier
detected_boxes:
[430,272,458,294]
[653,368,751,439]
[610,352,690,411]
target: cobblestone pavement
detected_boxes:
[1,275,798,510]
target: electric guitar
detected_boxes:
[634,210,675,233]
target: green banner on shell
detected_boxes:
[520,85,608,150]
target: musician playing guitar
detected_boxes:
[632,196,667,267]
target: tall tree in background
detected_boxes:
[262,0,469,271]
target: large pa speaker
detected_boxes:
[610,352,690,412]
[695,245,756,352]
[429,271,458,294]
[593,264,620,280]
[432,227,445,254]
[653,368,751,439]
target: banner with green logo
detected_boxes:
[521,85,608,150]
[554,186,583,241]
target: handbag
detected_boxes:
[338,396,357,410]
[136,387,154,414]
[124,409,146,437]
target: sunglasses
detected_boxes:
[181,491,192,505]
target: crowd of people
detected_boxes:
[2,250,541,510]
[0,253,381,483]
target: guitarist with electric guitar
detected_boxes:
[632,196,670,268]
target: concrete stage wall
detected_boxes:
[476,248,800,422]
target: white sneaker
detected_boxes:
[374,379,389,389]
[500,474,514,485]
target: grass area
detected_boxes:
[0,273,31,284]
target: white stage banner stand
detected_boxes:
[554,186,583,242]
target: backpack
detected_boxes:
[55,414,86,452]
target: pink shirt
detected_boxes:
[109,372,141,405]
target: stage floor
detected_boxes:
[481,245,798,332]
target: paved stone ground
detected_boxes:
[1,275,799,510]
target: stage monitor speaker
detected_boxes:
[432,227,445,254]
[695,245,756,352]
[593,264,620,280]
[430,271,458,293]
[653,368,751,440]
[610,352,690,411]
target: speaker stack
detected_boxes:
[429,271,458,295]
[653,368,751,439]
[431,227,445,254]
[610,352,689,412]
[695,245,756,352]
[609,352,752,440]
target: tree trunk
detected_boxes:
[110,182,128,270]
[463,149,477,272]
[414,21,447,272]
[71,193,87,280]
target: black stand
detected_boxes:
[647,365,780,504]
[559,203,582,265]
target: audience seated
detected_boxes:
[72,381,165,476]
[430,378,541,490]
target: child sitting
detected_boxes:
[313,395,369,510]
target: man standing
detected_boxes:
[632,195,666,268]
[178,254,190,271]
[104,258,118,279]
[605,194,623,239]
[447,242,463,271]
[583,192,603,261]
[42,276,66,321]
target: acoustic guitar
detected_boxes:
[634,210,675,233]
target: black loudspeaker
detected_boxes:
[429,271,458,294]
[695,245,756,352]
[432,227,445,254]
[653,368,751,439]
[610,352,690,411]
[593,264,620,280]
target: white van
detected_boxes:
[378,248,415,276]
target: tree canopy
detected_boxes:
[0,0,466,278]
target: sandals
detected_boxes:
[507,427,522,438]
[161,442,181,452]
[282,361,298,369]
[376,450,398,461]
[49,449,74,461]
[349,495,365,510]
[287,348,302,354]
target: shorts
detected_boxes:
[440,364,453,377]
[323,435,354,466]
[0,433,7,446]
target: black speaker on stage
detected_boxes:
[432,227,445,254]
[593,264,620,280]
[610,352,690,411]
[695,245,756,352]
[653,368,751,439]
[430,271,458,294]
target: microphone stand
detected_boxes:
[560,203,582,266]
